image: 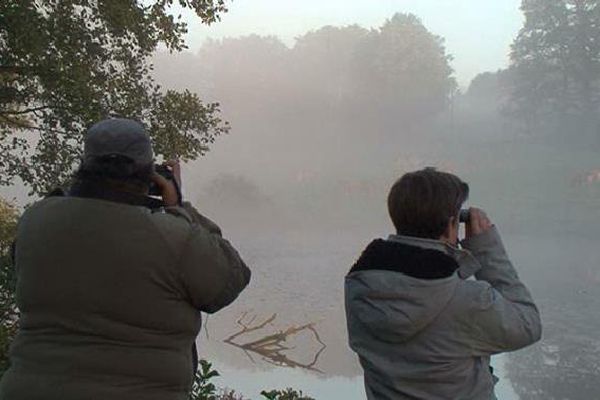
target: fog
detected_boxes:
[147,8,600,400]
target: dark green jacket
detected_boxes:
[0,196,250,400]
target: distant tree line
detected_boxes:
[464,0,600,143]
[154,13,457,134]
[509,0,600,132]
[156,2,600,147]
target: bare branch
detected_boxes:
[223,313,327,374]
[0,66,26,75]
[224,313,277,343]
[0,106,49,116]
[0,115,33,129]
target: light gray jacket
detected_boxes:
[345,227,541,400]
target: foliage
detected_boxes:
[290,25,370,111]
[0,1,230,195]
[189,360,314,400]
[260,389,315,400]
[196,35,290,109]
[216,389,247,400]
[507,0,600,134]
[190,359,221,400]
[0,198,18,378]
[359,13,457,123]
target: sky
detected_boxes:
[177,0,524,88]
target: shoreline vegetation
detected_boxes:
[191,360,315,400]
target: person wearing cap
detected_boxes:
[345,168,541,400]
[0,118,251,400]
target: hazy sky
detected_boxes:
[178,0,524,88]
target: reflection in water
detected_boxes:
[197,231,364,381]
[211,365,364,400]
[494,355,519,400]
[204,356,519,400]
[223,312,327,373]
[212,300,521,398]
[507,285,600,400]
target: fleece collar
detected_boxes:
[388,234,482,279]
[349,239,459,279]
[349,234,482,280]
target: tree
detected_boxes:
[0,198,18,378]
[461,70,517,120]
[508,0,600,135]
[195,35,290,113]
[357,13,457,126]
[0,1,230,195]
[567,0,600,122]
[291,25,370,113]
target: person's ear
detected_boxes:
[450,216,459,227]
[440,216,458,243]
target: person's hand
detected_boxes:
[164,159,182,188]
[151,160,182,207]
[465,207,493,239]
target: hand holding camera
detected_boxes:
[150,160,183,207]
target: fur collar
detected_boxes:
[349,239,459,280]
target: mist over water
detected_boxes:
[156,11,600,400]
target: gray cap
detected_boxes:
[83,118,153,165]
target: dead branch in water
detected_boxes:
[223,312,327,373]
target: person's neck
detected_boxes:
[439,235,451,245]
[103,178,147,195]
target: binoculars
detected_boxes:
[459,209,470,223]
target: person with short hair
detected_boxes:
[345,167,541,400]
[0,118,251,400]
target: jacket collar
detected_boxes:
[69,180,164,210]
[387,234,482,279]
[349,238,459,279]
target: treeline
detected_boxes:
[156,3,600,149]
[154,13,456,132]
[463,0,600,144]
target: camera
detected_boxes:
[149,164,182,205]
[459,209,470,223]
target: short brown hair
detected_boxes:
[387,168,469,239]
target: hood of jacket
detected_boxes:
[345,237,468,343]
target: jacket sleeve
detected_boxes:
[459,226,541,354]
[168,202,251,313]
